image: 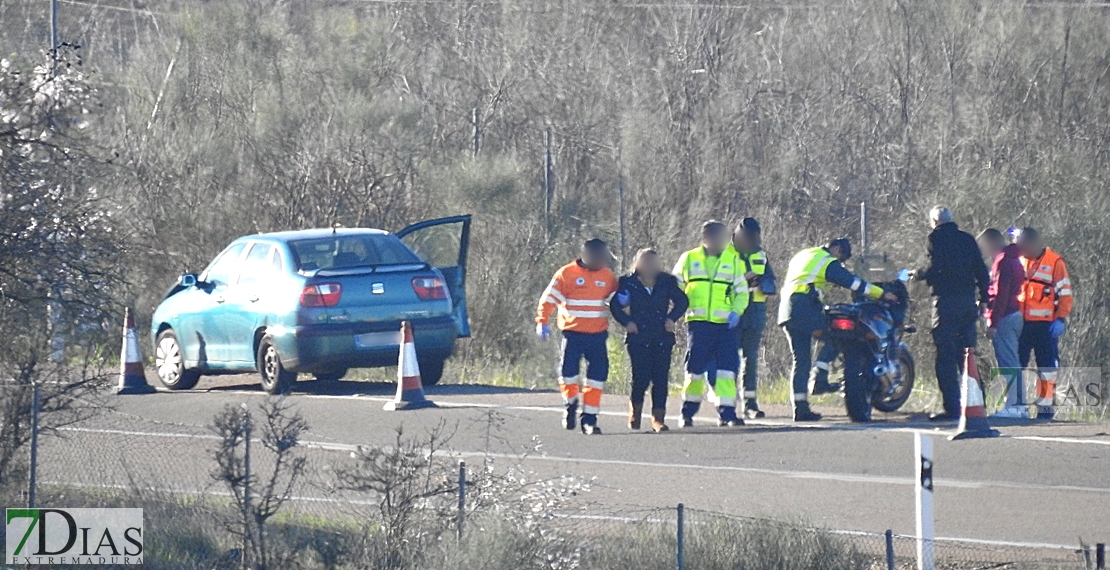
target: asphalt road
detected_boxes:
[40,374,1110,552]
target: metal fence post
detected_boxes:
[1097,543,1105,569]
[27,381,39,508]
[885,529,895,570]
[457,461,466,542]
[676,503,685,570]
[241,408,252,568]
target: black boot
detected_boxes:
[628,402,643,430]
[563,403,578,430]
[743,399,765,419]
[680,401,700,428]
[929,411,959,422]
[580,413,602,435]
[793,401,822,422]
[717,406,744,427]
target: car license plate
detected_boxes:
[354,331,401,349]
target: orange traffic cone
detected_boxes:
[118,308,156,395]
[950,348,999,440]
[384,322,436,411]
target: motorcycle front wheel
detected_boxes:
[872,343,916,413]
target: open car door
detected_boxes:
[396,215,472,338]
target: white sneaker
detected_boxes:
[990,405,1030,419]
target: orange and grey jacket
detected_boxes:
[536,260,618,333]
[1020,247,1072,322]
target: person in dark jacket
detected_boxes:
[611,249,689,432]
[914,206,990,421]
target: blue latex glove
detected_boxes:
[726,311,741,329]
[615,290,630,307]
[1049,319,1066,340]
[536,323,551,341]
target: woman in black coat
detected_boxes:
[611,249,689,432]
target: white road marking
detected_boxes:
[59,426,1110,495]
[1009,435,1110,446]
[199,389,1110,446]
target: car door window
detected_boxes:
[238,243,274,287]
[396,216,471,337]
[203,243,247,287]
[400,225,462,268]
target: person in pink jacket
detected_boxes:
[977,228,1026,417]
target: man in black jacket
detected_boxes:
[611,249,689,432]
[915,206,991,421]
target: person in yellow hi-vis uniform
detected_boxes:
[778,238,897,421]
[732,218,777,420]
[673,221,749,427]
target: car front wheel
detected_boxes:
[155,329,201,390]
[258,336,296,394]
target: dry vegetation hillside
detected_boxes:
[2,0,1109,387]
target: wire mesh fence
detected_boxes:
[0,383,1106,569]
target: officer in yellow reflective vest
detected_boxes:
[733,218,776,419]
[778,239,897,421]
[673,221,750,427]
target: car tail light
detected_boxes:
[831,317,856,331]
[412,276,448,301]
[301,283,342,307]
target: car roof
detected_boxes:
[244,228,392,242]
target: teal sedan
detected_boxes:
[151,216,471,393]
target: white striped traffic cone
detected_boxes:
[118,308,156,395]
[950,348,999,440]
[384,321,436,411]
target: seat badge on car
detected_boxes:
[372,282,385,294]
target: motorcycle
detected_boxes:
[823,269,916,423]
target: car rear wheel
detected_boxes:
[418,357,446,386]
[315,369,348,382]
[258,336,295,394]
[155,329,201,390]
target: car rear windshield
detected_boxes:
[289,234,422,272]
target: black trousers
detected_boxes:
[627,342,672,410]
[931,295,978,416]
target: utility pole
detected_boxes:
[49,0,59,76]
[618,171,627,266]
[860,201,869,259]
[471,108,481,157]
[543,127,554,243]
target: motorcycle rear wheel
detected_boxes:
[843,351,874,423]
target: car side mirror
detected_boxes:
[179,273,198,288]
